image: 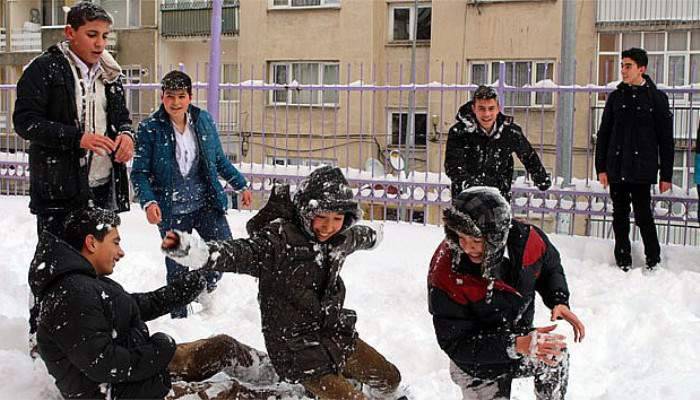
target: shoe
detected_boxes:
[617,261,632,272]
[645,257,661,273]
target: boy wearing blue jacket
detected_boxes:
[131,71,251,318]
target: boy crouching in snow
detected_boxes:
[162,166,406,400]
[428,187,585,400]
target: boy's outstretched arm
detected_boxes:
[344,224,383,253]
[162,228,283,278]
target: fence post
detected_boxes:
[207,0,223,123]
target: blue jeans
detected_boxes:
[159,205,232,318]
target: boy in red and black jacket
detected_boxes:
[428,187,585,400]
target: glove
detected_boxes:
[369,223,384,250]
[161,230,211,269]
[537,176,552,191]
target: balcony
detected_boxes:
[0,28,5,52]
[161,0,240,38]
[597,0,700,25]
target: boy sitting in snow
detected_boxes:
[428,187,585,400]
[29,207,279,399]
[162,166,406,400]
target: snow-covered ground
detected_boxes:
[1,195,699,400]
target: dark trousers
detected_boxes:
[158,206,232,318]
[302,338,402,400]
[449,352,569,400]
[35,182,114,238]
[609,183,661,263]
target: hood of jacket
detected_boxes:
[293,166,362,240]
[455,100,514,139]
[51,42,123,83]
[28,231,96,298]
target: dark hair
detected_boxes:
[66,2,113,30]
[621,47,648,68]
[161,70,193,95]
[473,85,498,101]
[64,208,121,251]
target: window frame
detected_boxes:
[387,109,428,148]
[596,30,700,105]
[268,61,340,107]
[388,3,431,43]
[268,0,341,10]
[468,60,556,107]
[94,0,141,28]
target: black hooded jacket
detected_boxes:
[199,167,378,383]
[13,44,133,215]
[427,220,570,379]
[29,232,206,399]
[595,74,674,185]
[444,101,550,200]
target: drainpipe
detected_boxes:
[557,0,576,186]
[207,0,223,123]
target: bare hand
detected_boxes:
[114,134,134,163]
[515,325,567,366]
[598,172,608,188]
[551,304,586,342]
[161,231,180,250]
[80,133,116,156]
[659,181,672,194]
[241,190,252,208]
[146,203,162,225]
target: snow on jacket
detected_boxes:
[428,220,570,379]
[444,101,550,200]
[29,232,206,399]
[595,74,674,185]
[188,168,378,383]
[13,44,133,215]
[130,104,248,224]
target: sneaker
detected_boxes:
[645,257,661,273]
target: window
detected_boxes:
[389,4,431,42]
[265,156,337,168]
[121,66,142,119]
[269,62,339,106]
[93,0,140,28]
[389,111,427,147]
[270,0,340,9]
[42,0,65,26]
[673,145,696,190]
[469,60,555,107]
[597,30,700,103]
[221,63,238,101]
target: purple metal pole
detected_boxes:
[207,0,223,122]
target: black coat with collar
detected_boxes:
[595,75,674,185]
[427,220,570,379]
[204,207,377,383]
[28,232,206,399]
[444,101,550,200]
[13,44,133,215]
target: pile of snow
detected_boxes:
[0,196,699,399]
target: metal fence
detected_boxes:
[1,61,699,245]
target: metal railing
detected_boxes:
[1,62,699,244]
[160,0,240,37]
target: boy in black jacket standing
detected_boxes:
[595,47,674,272]
[428,187,585,400]
[13,2,135,238]
[29,208,278,399]
[444,86,551,201]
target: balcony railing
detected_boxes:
[597,0,700,25]
[0,28,6,51]
[161,0,240,38]
[10,29,41,52]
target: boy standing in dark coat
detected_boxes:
[29,208,277,399]
[428,187,585,399]
[595,47,674,271]
[13,2,135,238]
[444,86,551,201]
[163,166,405,400]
